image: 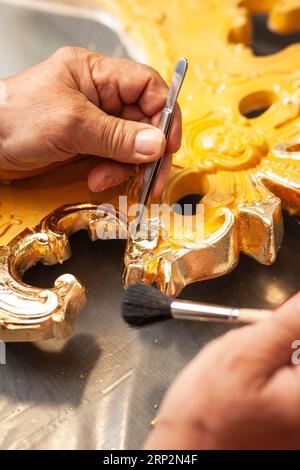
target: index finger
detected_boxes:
[91,56,182,154]
[92,57,170,113]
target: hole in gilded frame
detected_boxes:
[229,12,300,56]
[172,194,203,216]
[239,90,277,119]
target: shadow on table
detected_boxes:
[1,334,101,406]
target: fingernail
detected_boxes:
[135,128,164,156]
[94,175,116,192]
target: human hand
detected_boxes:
[145,293,300,449]
[0,47,181,196]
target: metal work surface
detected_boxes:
[0,0,300,449]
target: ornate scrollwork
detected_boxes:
[1,0,300,340]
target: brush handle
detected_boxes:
[171,300,272,324]
[236,308,272,323]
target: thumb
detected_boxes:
[77,106,166,163]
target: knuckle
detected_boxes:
[88,52,105,71]
[147,66,166,88]
[127,60,165,88]
[52,47,92,73]
[144,63,162,80]
[52,46,75,64]
[54,46,87,61]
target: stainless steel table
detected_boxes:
[0,0,299,450]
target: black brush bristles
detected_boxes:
[122,283,172,327]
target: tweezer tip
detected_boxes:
[176,57,188,73]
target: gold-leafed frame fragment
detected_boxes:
[1,0,300,340]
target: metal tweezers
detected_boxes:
[136,58,188,229]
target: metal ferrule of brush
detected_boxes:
[170,300,272,324]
